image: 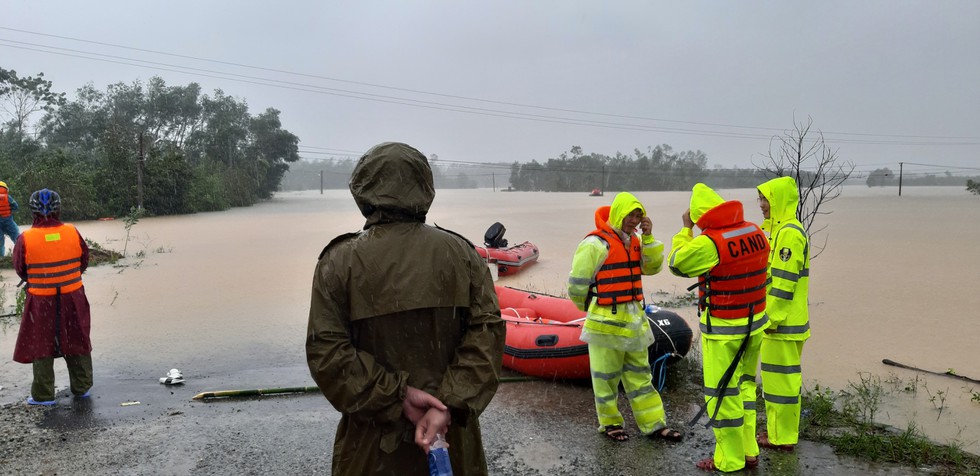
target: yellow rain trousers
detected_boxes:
[760,340,805,445]
[701,333,762,472]
[589,345,667,434]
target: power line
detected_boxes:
[2,28,979,147]
[899,162,980,171]
[0,39,795,141]
[8,25,979,142]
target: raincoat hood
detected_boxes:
[349,142,434,228]
[689,183,725,225]
[757,176,799,226]
[600,192,645,232]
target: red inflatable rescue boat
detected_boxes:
[479,222,539,276]
[477,241,540,277]
[496,285,590,379]
[496,286,695,383]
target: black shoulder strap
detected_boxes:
[318,232,359,260]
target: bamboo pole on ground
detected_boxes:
[882,359,980,384]
[192,377,540,401]
[192,386,320,401]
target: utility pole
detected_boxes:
[492,172,496,192]
[898,162,903,197]
[137,133,145,210]
[601,166,605,196]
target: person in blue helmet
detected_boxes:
[12,189,94,405]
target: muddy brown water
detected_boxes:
[0,185,977,468]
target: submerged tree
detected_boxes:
[968,179,980,196]
[755,116,854,258]
[866,168,894,187]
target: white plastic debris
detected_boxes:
[159,368,185,385]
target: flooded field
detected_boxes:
[1,184,978,457]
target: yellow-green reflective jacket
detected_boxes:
[668,183,770,340]
[567,195,664,349]
[759,177,811,341]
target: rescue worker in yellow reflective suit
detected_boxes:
[668,183,770,472]
[568,192,682,443]
[756,176,810,452]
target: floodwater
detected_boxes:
[0,185,978,458]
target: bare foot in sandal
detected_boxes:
[603,425,629,442]
[649,427,683,442]
[696,456,757,472]
[757,432,795,452]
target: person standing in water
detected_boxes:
[756,176,811,452]
[668,183,770,472]
[567,191,683,443]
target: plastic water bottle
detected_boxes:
[428,433,453,476]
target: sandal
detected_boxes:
[603,425,629,442]
[696,457,758,472]
[757,432,795,452]
[695,458,717,471]
[649,427,683,442]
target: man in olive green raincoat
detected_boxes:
[306,142,505,476]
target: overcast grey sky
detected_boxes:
[3,1,978,176]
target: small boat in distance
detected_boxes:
[589,188,603,196]
[477,242,539,276]
[478,222,539,276]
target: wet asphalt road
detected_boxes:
[0,362,924,475]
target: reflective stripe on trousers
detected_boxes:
[761,338,804,446]
[589,344,666,435]
[702,333,762,472]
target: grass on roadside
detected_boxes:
[799,380,980,475]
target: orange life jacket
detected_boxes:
[695,202,769,319]
[24,224,84,296]
[0,188,11,218]
[587,214,643,306]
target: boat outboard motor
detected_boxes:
[484,222,508,248]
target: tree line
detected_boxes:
[1,68,299,222]
[280,157,482,192]
[281,144,770,194]
[507,145,768,192]
[4,67,865,228]
[866,167,980,189]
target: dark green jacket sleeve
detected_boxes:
[306,258,408,424]
[435,249,505,427]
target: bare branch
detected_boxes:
[758,116,854,259]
